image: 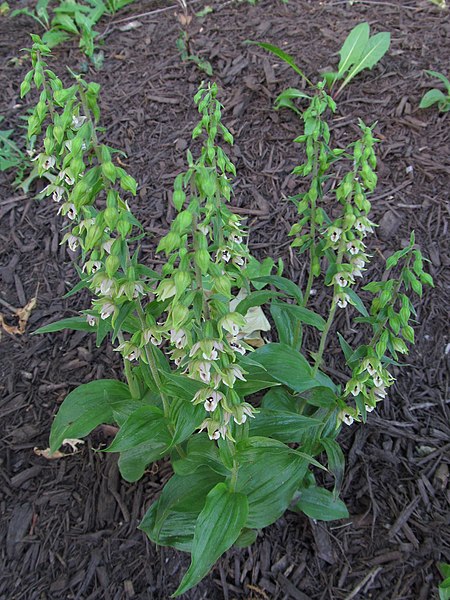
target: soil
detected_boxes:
[0,1,449,599]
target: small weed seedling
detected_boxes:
[22,35,432,597]
[439,563,450,600]
[0,116,24,172]
[420,70,450,112]
[12,0,135,61]
[176,0,213,76]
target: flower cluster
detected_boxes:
[22,38,147,338]
[324,122,379,309]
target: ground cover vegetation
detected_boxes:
[0,1,448,598]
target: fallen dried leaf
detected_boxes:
[0,294,37,336]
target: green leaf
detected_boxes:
[173,483,248,596]
[250,343,322,393]
[234,528,258,548]
[252,275,303,304]
[234,438,310,529]
[262,387,299,412]
[41,29,70,48]
[338,22,370,76]
[169,397,205,446]
[235,290,281,315]
[52,13,79,34]
[425,70,450,92]
[49,380,133,452]
[294,486,349,521]
[321,438,345,495]
[140,502,197,552]
[250,408,320,443]
[159,372,205,401]
[274,88,310,114]
[234,361,280,396]
[337,333,353,361]
[341,31,390,89]
[346,288,369,317]
[105,406,169,453]
[172,434,229,477]
[140,468,225,554]
[251,42,312,86]
[118,439,170,482]
[33,316,94,334]
[270,301,326,331]
[419,88,447,109]
[270,301,300,348]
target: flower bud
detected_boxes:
[174,270,192,294]
[172,189,186,211]
[213,275,232,298]
[117,219,131,238]
[84,224,103,250]
[174,210,193,232]
[105,254,120,277]
[102,161,117,183]
[170,303,189,328]
[104,206,118,229]
[120,174,137,195]
[194,249,210,275]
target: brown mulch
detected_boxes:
[0,1,449,599]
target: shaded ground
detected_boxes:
[0,0,449,598]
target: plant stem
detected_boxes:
[192,214,210,320]
[312,241,346,376]
[312,299,337,377]
[302,147,320,308]
[37,51,56,121]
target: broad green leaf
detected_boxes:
[105,406,169,453]
[244,256,276,290]
[173,482,248,596]
[235,290,281,315]
[118,440,170,482]
[49,380,133,452]
[419,88,447,109]
[140,468,225,553]
[169,397,205,446]
[321,438,345,495]
[251,42,312,86]
[234,359,280,396]
[346,288,369,317]
[172,434,229,477]
[270,301,326,331]
[305,387,340,409]
[33,316,94,334]
[52,13,79,34]
[250,408,320,443]
[250,343,323,393]
[262,387,300,412]
[271,301,300,348]
[159,372,205,401]
[341,31,390,89]
[234,438,310,528]
[252,275,303,304]
[42,29,70,48]
[234,528,258,548]
[338,22,370,76]
[138,501,197,552]
[294,486,349,521]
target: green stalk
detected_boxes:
[302,148,320,308]
[192,214,211,320]
[312,242,346,377]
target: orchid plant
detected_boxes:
[23,36,433,597]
